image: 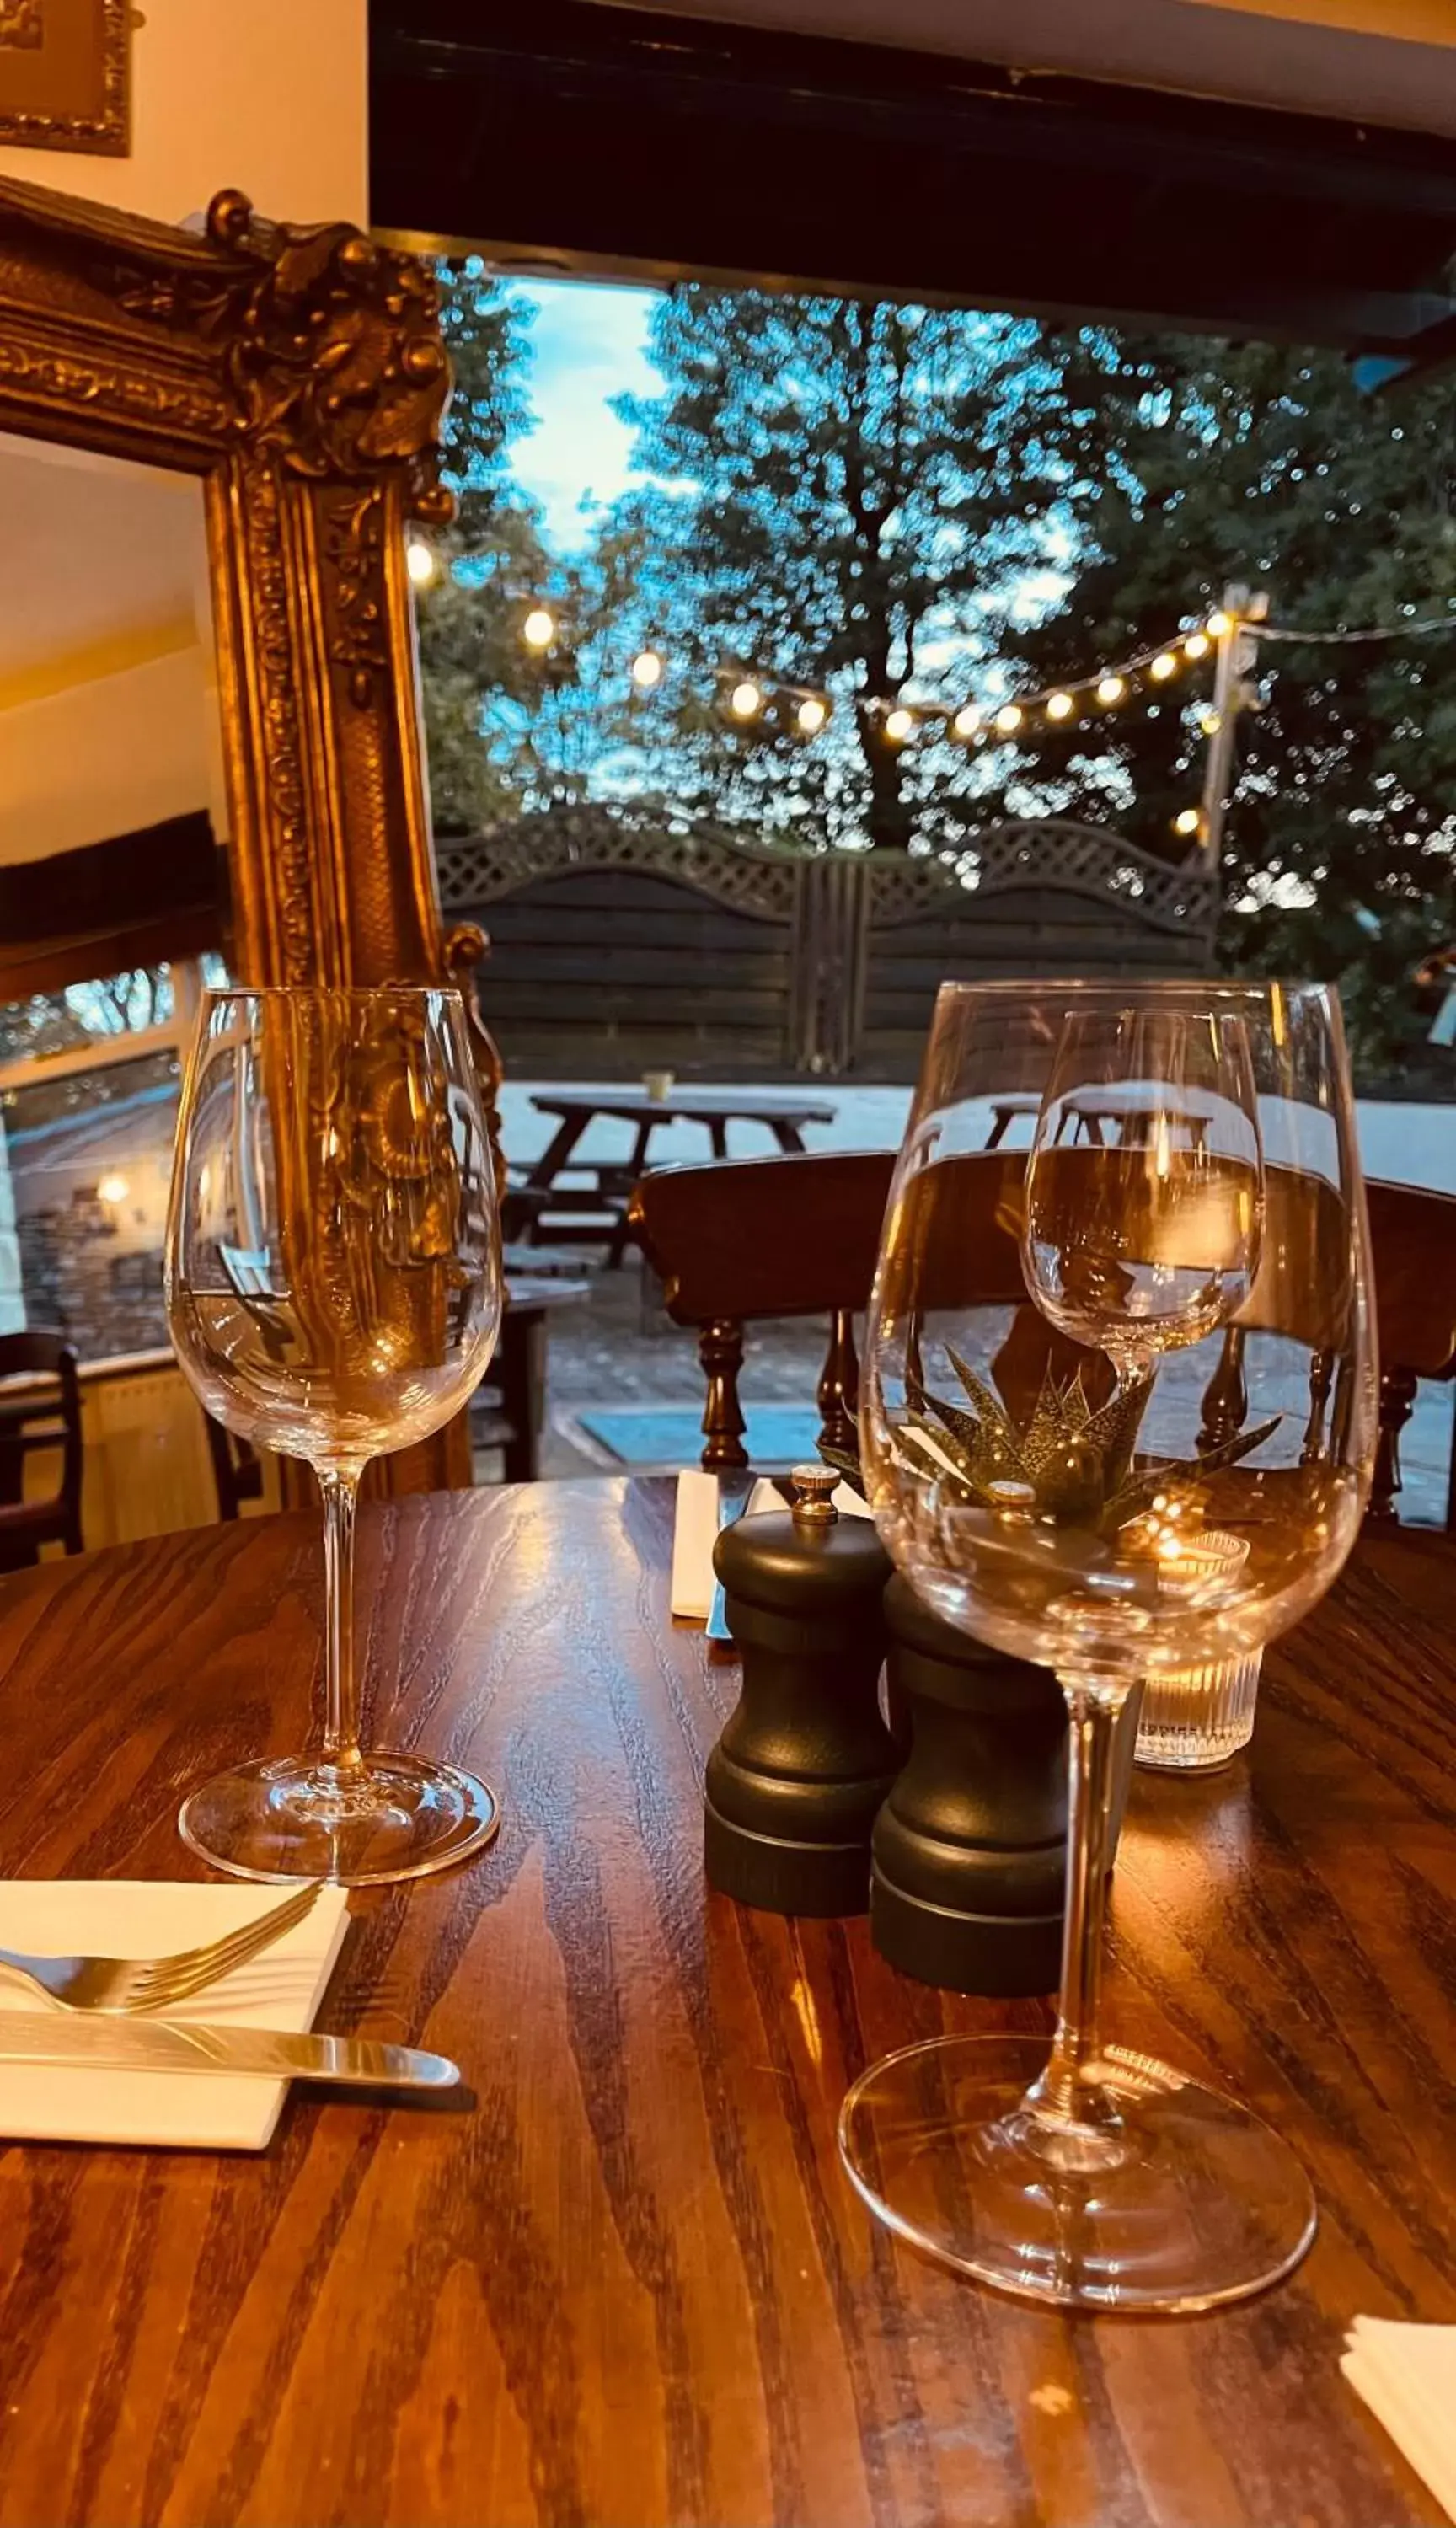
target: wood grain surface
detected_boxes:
[0,1479,1450,2528]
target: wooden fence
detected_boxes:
[436,806,1220,1082]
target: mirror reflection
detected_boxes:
[0,437,233,1547]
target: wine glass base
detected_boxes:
[838,2033,1315,2312]
[178,1753,500,1887]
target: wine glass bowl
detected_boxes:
[1023,1004,1264,1378]
[846,979,1376,2310]
[166,986,504,1885]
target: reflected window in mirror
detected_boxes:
[0,430,229,1367]
[0,955,228,1361]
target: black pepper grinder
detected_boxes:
[872,1575,1068,1994]
[704,1465,897,1915]
[872,1577,1145,1995]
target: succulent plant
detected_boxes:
[826,1322,1280,1540]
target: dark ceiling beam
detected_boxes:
[371,0,1456,351]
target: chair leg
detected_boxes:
[1371,1366,1417,1526]
[1301,1348,1335,1467]
[497,1307,547,1484]
[699,1320,748,1470]
[816,1309,859,1463]
[1196,1326,1247,1455]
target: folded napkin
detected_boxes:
[0,1880,351,2152]
[1343,2318,1456,2522]
[671,1467,873,1620]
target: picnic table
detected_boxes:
[513,1085,837,1262]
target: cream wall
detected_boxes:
[0,644,215,868]
[0,0,367,231]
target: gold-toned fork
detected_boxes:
[0,1881,324,2015]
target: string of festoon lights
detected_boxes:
[406,533,1456,858]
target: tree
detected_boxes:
[608,287,1068,849]
[415,263,543,829]
[975,329,1456,1077]
[417,265,646,827]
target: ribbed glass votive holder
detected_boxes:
[1134,1652,1263,1773]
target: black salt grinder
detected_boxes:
[704,1465,897,1915]
[870,1575,1068,1995]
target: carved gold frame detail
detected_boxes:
[0,171,490,1491]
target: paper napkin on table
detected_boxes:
[670,1467,873,1620]
[1342,2318,1456,2522]
[0,1880,351,2152]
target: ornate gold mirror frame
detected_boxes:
[0,171,490,1492]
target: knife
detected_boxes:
[0,2011,459,2090]
[706,1471,757,1642]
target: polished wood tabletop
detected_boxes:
[0,1478,1451,2528]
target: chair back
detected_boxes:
[0,1330,83,1570]
[629,1151,894,1466]
[632,1149,1456,1523]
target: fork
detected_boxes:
[0,1880,324,2015]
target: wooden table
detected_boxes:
[516,1086,836,1262]
[0,1482,1451,2528]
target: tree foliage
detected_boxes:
[416,268,1456,1077]
[606,287,1066,851]
[977,329,1456,1076]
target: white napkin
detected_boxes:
[1342,2318,1456,2521]
[0,1880,351,2151]
[671,1468,873,1620]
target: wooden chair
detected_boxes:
[630,1151,894,1468]
[0,1331,84,1572]
[204,1416,265,1523]
[1354,1177,1456,1526]
[630,1149,1456,1525]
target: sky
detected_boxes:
[507,280,660,549]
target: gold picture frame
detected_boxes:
[0,0,129,157]
[0,169,491,1491]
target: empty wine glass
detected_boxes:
[845,979,1376,2311]
[1024,1003,1264,1381]
[165,986,503,1885]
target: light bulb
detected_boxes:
[1207,609,1234,639]
[1150,651,1178,682]
[952,704,981,740]
[405,539,437,589]
[1173,806,1203,837]
[1183,629,1211,661]
[522,607,556,651]
[1096,675,1127,706]
[631,647,664,688]
[994,704,1023,736]
[96,1173,129,1206]
[884,706,916,743]
[1198,707,1222,736]
[729,679,763,720]
[796,695,828,735]
[1046,691,1074,720]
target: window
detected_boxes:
[0,957,224,1361]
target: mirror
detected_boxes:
[0,436,223,1361]
[0,169,478,1510]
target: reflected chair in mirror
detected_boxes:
[632,1149,1455,1526]
[0,1332,83,1573]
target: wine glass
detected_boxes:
[1025,1003,1264,1383]
[165,986,504,1885]
[846,979,1376,2311]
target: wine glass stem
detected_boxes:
[1032,1676,1129,2136]
[318,1464,365,1776]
